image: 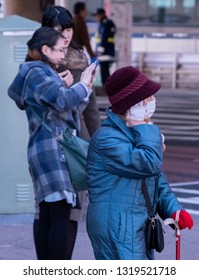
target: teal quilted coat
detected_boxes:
[86,109,183,260]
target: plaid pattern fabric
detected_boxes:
[8,61,89,207]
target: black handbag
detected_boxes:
[142,180,165,253]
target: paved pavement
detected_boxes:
[0,213,198,260]
[162,145,199,183]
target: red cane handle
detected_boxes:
[176,234,180,260]
[175,211,181,260]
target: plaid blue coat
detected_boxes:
[8,61,89,207]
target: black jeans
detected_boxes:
[33,199,72,260]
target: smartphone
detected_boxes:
[90,57,100,72]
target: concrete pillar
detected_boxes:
[109,0,133,68]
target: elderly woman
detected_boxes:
[86,66,193,260]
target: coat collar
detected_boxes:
[102,107,136,142]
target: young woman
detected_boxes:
[42,5,101,139]
[41,5,101,259]
[8,27,95,260]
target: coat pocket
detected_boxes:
[117,210,133,244]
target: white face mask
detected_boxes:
[125,101,146,125]
[145,98,156,119]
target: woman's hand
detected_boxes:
[80,63,96,90]
[58,70,74,87]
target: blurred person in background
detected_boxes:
[73,1,95,60]
[92,8,116,85]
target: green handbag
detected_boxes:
[30,108,89,192]
[60,129,89,191]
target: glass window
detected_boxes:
[149,0,176,8]
[131,0,199,26]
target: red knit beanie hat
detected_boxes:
[105,66,161,114]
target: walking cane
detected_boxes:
[164,210,181,260]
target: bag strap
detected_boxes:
[29,107,62,140]
[142,180,155,218]
[30,107,53,133]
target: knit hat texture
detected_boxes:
[104,66,161,114]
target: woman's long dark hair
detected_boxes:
[25,27,65,69]
[42,5,82,50]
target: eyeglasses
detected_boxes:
[51,47,67,55]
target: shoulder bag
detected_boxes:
[142,179,165,253]
[30,108,89,192]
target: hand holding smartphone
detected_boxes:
[90,57,100,73]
